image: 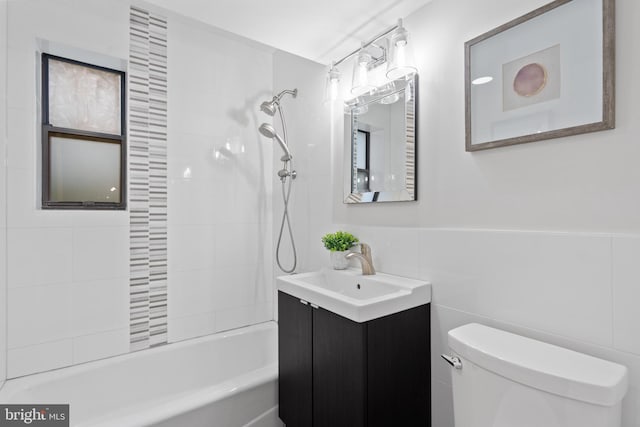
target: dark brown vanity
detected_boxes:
[278,290,430,427]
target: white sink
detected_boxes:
[277,268,431,323]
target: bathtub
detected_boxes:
[0,322,282,427]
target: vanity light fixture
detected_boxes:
[326,18,417,102]
[351,44,376,96]
[386,19,417,80]
[323,62,341,103]
[377,81,400,104]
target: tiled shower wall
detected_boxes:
[2,0,275,377]
[271,50,333,284]
[128,6,169,350]
[5,0,131,378]
[166,13,274,341]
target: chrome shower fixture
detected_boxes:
[259,88,298,116]
[257,88,298,274]
[258,123,292,162]
[259,101,277,116]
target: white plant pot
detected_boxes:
[330,250,351,270]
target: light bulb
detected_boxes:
[324,63,341,103]
[351,47,375,96]
[386,19,417,80]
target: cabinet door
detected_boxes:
[312,307,366,427]
[367,304,431,427]
[278,292,313,427]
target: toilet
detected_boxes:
[444,323,628,427]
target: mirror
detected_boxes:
[344,74,417,203]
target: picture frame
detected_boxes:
[464,0,615,152]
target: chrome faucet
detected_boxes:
[345,243,376,275]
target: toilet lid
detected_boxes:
[448,323,628,406]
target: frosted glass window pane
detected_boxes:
[48,59,121,135]
[50,136,121,203]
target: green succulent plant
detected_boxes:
[321,231,359,252]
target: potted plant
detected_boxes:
[321,231,359,270]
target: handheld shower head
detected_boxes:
[259,123,292,161]
[258,122,277,138]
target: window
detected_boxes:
[355,129,370,193]
[41,53,126,209]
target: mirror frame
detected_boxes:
[344,73,418,204]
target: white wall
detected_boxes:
[336,226,640,426]
[2,0,278,377]
[334,0,640,232]
[271,50,333,283]
[0,0,8,388]
[5,0,131,378]
[327,0,640,425]
[166,12,275,341]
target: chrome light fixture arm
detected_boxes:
[332,21,401,68]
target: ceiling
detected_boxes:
[143,0,432,65]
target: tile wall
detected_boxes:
[334,226,640,426]
[165,14,275,342]
[5,0,130,378]
[267,14,640,427]
[325,0,640,425]
[271,50,333,285]
[2,0,277,377]
[128,6,169,350]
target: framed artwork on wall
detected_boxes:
[464,0,615,152]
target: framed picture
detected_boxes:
[465,0,615,151]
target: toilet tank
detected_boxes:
[446,323,628,427]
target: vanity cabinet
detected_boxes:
[278,291,430,427]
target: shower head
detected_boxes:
[260,100,277,116]
[258,122,277,138]
[259,123,292,161]
[259,88,298,117]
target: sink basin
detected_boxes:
[277,268,431,323]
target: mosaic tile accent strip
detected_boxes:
[405,83,416,198]
[129,6,168,350]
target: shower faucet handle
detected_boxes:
[277,169,288,178]
[277,169,296,178]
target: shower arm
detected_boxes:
[274,88,298,102]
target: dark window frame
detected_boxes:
[355,129,371,193]
[41,53,127,210]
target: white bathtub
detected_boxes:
[0,322,282,427]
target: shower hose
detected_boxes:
[275,104,297,274]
